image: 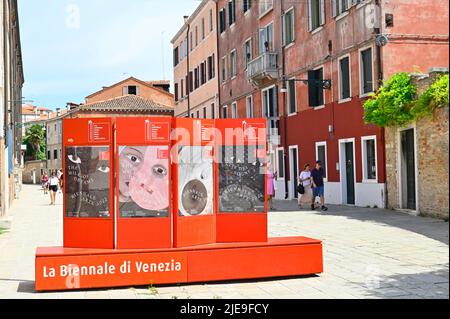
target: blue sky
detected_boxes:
[18,0,200,109]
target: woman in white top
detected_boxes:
[298,164,313,208]
[48,172,60,205]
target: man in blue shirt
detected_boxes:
[311,160,328,211]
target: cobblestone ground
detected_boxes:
[0,185,448,299]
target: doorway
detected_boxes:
[339,140,355,205]
[289,146,299,199]
[400,128,416,210]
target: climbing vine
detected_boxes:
[363,73,449,127]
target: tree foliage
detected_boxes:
[412,74,449,119]
[363,73,449,127]
[23,124,46,161]
[363,73,416,127]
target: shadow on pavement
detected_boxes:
[363,263,449,299]
[272,200,449,245]
[17,280,36,293]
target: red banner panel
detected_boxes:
[35,237,323,291]
[115,117,172,249]
[172,118,216,248]
[63,118,115,249]
[214,119,268,243]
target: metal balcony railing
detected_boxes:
[247,52,278,84]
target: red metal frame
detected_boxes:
[63,118,115,249]
[214,119,268,243]
[115,117,172,249]
[172,118,216,248]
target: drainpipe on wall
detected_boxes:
[215,1,221,119]
[375,2,387,209]
[280,0,289,200]
[186,23,191,118]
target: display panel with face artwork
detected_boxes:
[178,146,214,217]
[218,145,266,213]
[119,146,169,218]
[65,146,111,218]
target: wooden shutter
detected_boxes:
[174,83,179,102]
[308,70,319,107]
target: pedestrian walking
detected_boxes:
[298,164,313,209]
[267,164,277,210]
[41,172,49,194]
[311,160,328,211]
[48,172,60,205]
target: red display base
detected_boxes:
[35,237,323,292]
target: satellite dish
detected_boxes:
[376,34,389,47]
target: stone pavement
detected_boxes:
[0,185,448,299]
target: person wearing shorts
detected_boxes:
[311,160,328,211]
[48,173,60,205]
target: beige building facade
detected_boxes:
[171,0,219,119]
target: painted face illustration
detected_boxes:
[119,146,169,211]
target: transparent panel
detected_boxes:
[118,146,169,218]
[219,145,266,213]
[65,146,110,218]
[178,146,214,217]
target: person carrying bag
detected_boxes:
[298,164,313,209]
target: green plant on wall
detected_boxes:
[363,73,417,127]
[412,74,449,119]
[363,73,449,127]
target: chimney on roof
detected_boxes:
[183,15,189,23]
[66,102,79,111]
[56,108,61,117]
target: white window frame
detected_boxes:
[308,0,325,32]
[259,0,273,18]
[259,21,274,54]
[228,0,236,27]
[361,135,378,183]
[315,141,328,182]
[332,0,351,19]
[276,147,285,180]
[313,65,326,110]
[243,37,252,68]
[246,95,254,118]
[359,45,375,97]
[338,54,352,103]
[287,77,297,116]
[221,56,227,83]
[282,7,295,47]
[223,105,228,119]
[231,102,238,118]
[261,84,277,118]
[230,49,237,79]
[209,9,213,32]
[243,0,252,15]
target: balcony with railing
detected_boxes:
[247,52,278,87]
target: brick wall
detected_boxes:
[385,72,449,219]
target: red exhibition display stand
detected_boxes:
[63,118,115,249]
[115,117,172,249]
[172,118,216,248]
[215,119,268,243]
[35,117,323,292]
